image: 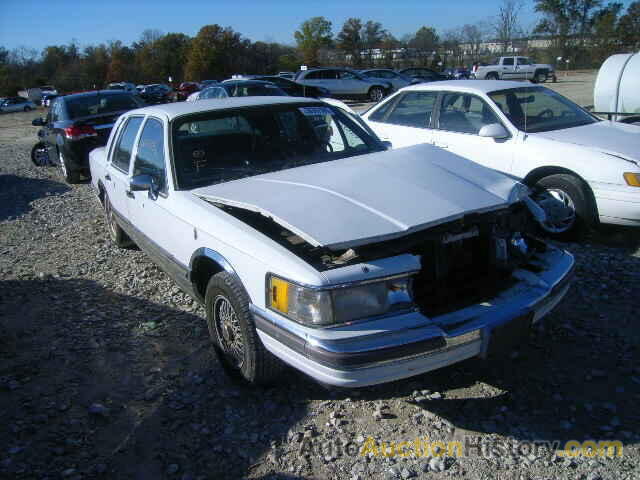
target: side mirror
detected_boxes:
[478,123,509,139]
[32,118,45,126]
[129,174,154,192]
[381,140,393,150]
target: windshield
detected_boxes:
[172,103,385,190]
[488,87,597,133]
[66,94,142,119]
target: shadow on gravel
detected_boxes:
[588,225,640,252]
[0,278,310,480]
[0,174,70,221]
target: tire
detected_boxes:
[57,150,81,184]
[486,72,499,80]
[533,174,594,240]
[23,106,31,112]
[104,193,132,248]
[205,271,283,385]
[368,86,385,103]
[534,71,547,83]
[30,143,50,167]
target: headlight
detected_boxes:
[623,172,640,187]
[267,274,414,327]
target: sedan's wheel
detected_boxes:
[205,271,282,384]
[533,174,592,240]
[58,151,81,184]
[30,143,50,167]
[23,106,31,112]
[535,71,548,83]
[369,86,385,102]
[104,193,132,248]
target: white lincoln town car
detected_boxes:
[89,97,574,387]
[362,81,640,239]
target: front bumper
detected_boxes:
[254,247,574,387]
[593,183,640,226]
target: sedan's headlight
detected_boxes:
[267,274,414,327]
[623,172,640,187]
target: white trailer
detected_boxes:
[594,52,640,124]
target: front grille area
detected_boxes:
[412,225,517,318]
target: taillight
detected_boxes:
[63,125,97,140]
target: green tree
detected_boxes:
[408,26,439,53]
[184,25,245,80]
[591,2,623,61]
[618,1,640,48]
[362,21,387,65]
[337,18,363,66]
[294,16,333,66]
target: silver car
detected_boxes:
[0,97,37,113]
[295,68,392,102]
[359,69,415,91]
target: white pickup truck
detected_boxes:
[474,56,557,83]
[89,97,574,387]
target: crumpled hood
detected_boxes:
[533,121,640,163]
[192,144,522,250]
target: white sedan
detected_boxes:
[361,80,640,238]
[88,97,573,387]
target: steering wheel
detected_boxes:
[538,109,554,119]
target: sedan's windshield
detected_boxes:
[172,103,384,190]
[488,87,597,133]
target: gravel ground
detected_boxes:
[1,109,639,480]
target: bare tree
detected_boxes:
[493,0,524,53]
[461,24,485,61]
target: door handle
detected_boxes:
[435,143,449,149]
[105,173,111,181]
[126,190,134,198]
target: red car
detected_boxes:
[176,82,200,101]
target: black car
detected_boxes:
[397,67,448,82]
[198,80,287,99]
[139,84,174,104]
[31,90,143,183]
[248,76,331,98]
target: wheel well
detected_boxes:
[486,71,499,78]
[191,256,225,300]
[534,68,549,75]
[523,166,599,222]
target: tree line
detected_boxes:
[1,0,639,96]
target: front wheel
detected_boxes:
[486,72,499,80]
[533,174,593,240]
[369,86,385,102]
[205,272,282,384]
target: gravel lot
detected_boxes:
[1,101,639,480]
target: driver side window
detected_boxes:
[133,118,167,193]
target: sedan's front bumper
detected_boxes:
[253,247,574,387]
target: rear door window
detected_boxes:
[111,116,144,173]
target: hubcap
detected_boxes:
[105,197,118,241]
[535,188,576,233]
[213,295,244,368]
[371,88,383,102]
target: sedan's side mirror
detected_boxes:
[381,141,393,150]
[130,174,154,192]
[32,117,45,126]
[478,123,509,139]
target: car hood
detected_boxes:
[533,121,640,163]
[192,144,522,250]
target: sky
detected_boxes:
[0,0,633,53]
